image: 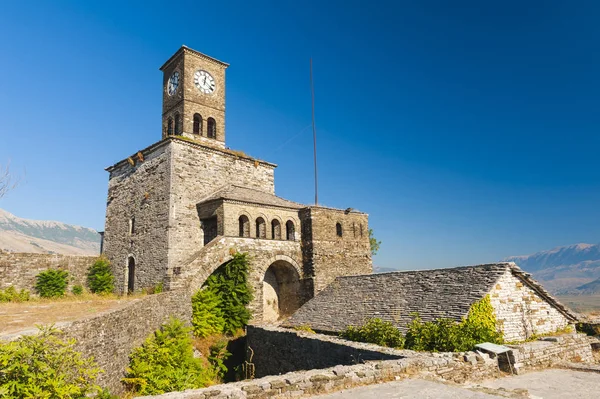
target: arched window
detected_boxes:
[286,220,295,241]
[207,117,216,139]
[336,222,343,237]
[193,113,202,135]
[239,215,250,237]
[271,219,281,240]
[256,217,266,238]
[174,113,181,135]
[167,118,173,135]
[352,223,356,238]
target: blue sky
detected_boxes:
[1,1,599,269]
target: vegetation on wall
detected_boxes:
[368,228,381,256]
[191,252,253,337]
[0,325,106,398]
[340,318,404,348]
[340,296,503,352]
[122,318,216,396]
[87,256,114,295]
[35,269,69,298]
[0,286,30,303]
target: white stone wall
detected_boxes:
[490,270,571,342]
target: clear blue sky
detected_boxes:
[1,0,599,269]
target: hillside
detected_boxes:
[504,243,600,294]
[0,209,100,255]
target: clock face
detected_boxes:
[167,71,179,96]
[194,70,216,94]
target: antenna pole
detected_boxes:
[310,58,319,205]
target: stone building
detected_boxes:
[285,262,579,342]
[102,46,372,321]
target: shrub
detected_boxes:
[123,318,215,395]
[0,325,105,398]
[154,282,164,294]
[0,286,30,303]
[192,288,226,338]
[72,284,84,296]
[340,318,404,348]
[208,339,231,380]
[35,269,69,298]
[191,252,253,337]
[87,257,114,294]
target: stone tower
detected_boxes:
[160,46,228,148]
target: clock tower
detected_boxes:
[160,46,229,148]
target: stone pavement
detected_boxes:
[311,369,600,399]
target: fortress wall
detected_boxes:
[0,252,96,291]
[63,290,192,394]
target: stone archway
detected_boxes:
[263,260,302,322]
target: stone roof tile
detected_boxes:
[198,185,305,209]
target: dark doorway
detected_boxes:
[202,217,218,245]
[127,257,135,293]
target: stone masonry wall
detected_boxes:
[167,139,275,273]
[490,270,571,342]
[0,252,96,291]
[501,333,597,374]
[104,142,172,294]
[222,202,301,241]
[63,291,192,394]
[300,207,372,292]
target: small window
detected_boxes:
[271,219,281,240]
[256,217,266,238]
[207,118,216,139]
[352,223,356,238]
[360,224,364,237]
[286,220,295,241]
[239,215,250,237]
[167,118,173,135]
[129,217,135,235]
[193,113,202,135]
[174,113,181,135]
[336,222,343,237]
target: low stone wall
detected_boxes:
[501,332,597,374]
[246,325,408,377]
[0,252,96,291]
[139,349,498,398]
[62,291,191,394]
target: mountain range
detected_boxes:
[504,243,600,294]
[0,209,100,255]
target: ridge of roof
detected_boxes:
[197,184,306,209]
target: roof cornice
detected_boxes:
[159,45,229,71]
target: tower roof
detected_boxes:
[159,45,229,71]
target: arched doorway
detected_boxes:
[127,257,135,293]
[263,260,301,322]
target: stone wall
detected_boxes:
[141,326,499,399]
[222,202,301,241]
[0,252,96,291]
[300,207,372,292]
[104,141,172,294]
[63,291,192,394]
[500,333,597,374]
[490,270,572,342]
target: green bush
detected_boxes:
[340,318,404,348]
[72,284,84,296]
[35,269,69,298]
[191,252,253,337]
[191,288,226,338]
[0,286,30,303]
[208,339,231,380]
[123,318,215,395]
[87,257,114,294]
[0,325,105,398]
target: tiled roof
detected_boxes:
[198,185,305,209]
[284,262,578,334]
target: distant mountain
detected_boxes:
[0,209,100,255]
[504,243,600,294]
[373,265,400,274]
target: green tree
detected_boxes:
[87,257,114,294]
[340,318,404,348]
[0,325,104,398]
[123,318,215,395]
[191,288,226,338]
[368,228,381,256]
[35,269,69,298]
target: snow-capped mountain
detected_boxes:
[505,243,600,294]
[0,209,100,255]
